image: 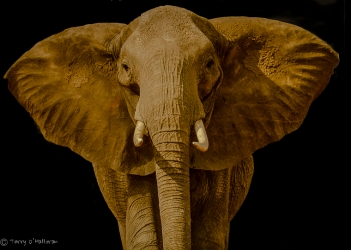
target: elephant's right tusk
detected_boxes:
[192,119,209,152]
[133,121,146,147]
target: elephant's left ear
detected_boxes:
[192,17,339,170]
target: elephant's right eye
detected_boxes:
[206,58,215,70]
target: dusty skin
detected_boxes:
[5,6,338,250]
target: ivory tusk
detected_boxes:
[133,120,146,147]
[192,119,209,152]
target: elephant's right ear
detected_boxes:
[4,23,154,175]
[192,17,339,171]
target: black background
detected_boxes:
[1,0,347,249]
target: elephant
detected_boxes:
[4,5,338,250]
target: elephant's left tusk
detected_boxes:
[134,121,146,147]
[192,119,209,152]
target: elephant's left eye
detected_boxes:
[122,63,130,72]
[118,61,135,87]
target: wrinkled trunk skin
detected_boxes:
[143,94,193,249]
[145,109,192,249]
[154,131,191,250]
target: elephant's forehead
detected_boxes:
[137,6,207,46]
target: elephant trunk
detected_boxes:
[133,96,208,248]
[153,130,191,249]
[140,107,191,249]
[133,104,207,248]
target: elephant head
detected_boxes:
[5,5,338,249]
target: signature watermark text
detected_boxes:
[0,238,58,246]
